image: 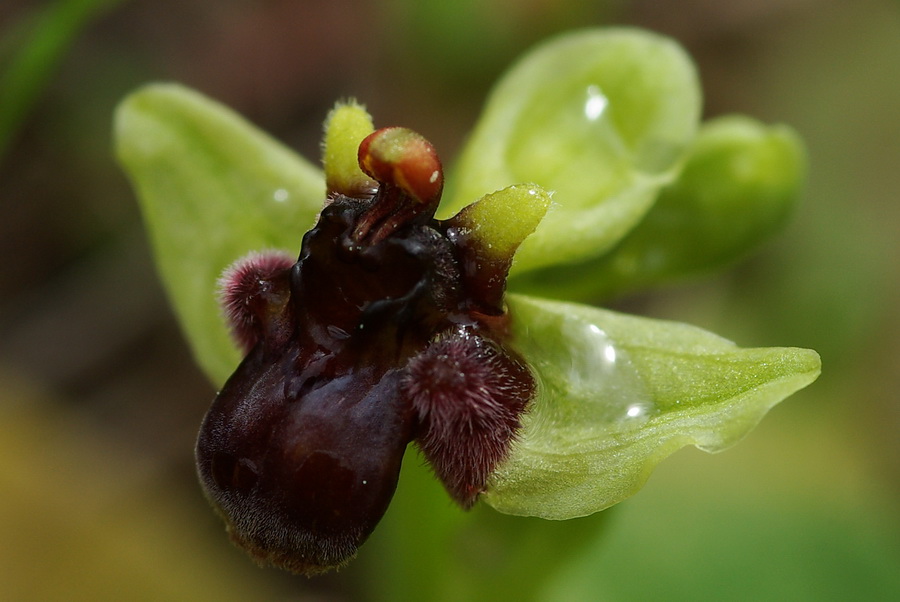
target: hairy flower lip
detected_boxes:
[197,121,539,575]
[196,343,414,575]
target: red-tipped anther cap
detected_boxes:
[358,127,444,205]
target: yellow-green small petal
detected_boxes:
[322,100,376,197]
[454,184,552,262]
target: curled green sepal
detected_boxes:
[443,28,701,273]
[484,294,821,519]
[511,116,807,301]
[114,83,326,383]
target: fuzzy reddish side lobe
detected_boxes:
[403,330,533,507]
[218,250,295,353]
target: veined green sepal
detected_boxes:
[485,294,821,519]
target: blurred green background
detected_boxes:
[1,0,898,600]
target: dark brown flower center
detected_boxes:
[196,127,534,575]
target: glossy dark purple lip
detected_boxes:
[196,127,534,575]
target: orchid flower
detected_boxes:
[115,28,819,575]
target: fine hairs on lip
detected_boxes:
[195,122,538,575]
[403,329,533,508]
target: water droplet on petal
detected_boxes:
[584,85,609,121]
[558,317,656,427]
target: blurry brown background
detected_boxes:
[2,1,899,600]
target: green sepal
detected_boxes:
[511,116,808,301]
[443,28,702,272]
[485,294,821,519]
[114,83,325,383]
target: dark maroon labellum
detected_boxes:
[196,127,535,575]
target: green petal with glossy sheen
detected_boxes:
[511,116,808,301]
[485,295,821,519]
[114,83,325,384]
[443,28,701,272]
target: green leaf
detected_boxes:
[511,116,808,301]
[443,28,702,272]
[114,83,325,384]
[485,294,821,519]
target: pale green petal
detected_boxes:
[444,28,701,272]
[510,116,808,301]
[322,100,376,196]
[450,183,552,260]
[485,295,821,519]
[114,83,325,384]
